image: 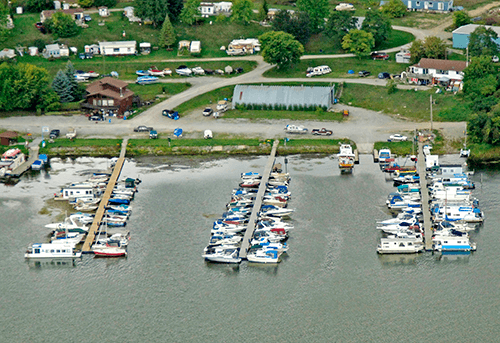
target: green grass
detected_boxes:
[374,140,416,156]
[42,138,122,148]
[128,138,262,147]
[225,109,345,121]
[341,83,469,122]
[390,12,452,29]
[174,85,235,114]
[127,83,191,101]
[264,57,410,78]
[376,30,415,51]
[454,0,493,10]
[39,138,122,155]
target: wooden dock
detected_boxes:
[416,142,433,251]
[82,139,128,252]
[239,140,280,259]
[9,145,39,178]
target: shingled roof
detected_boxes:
[86,77,134,99]
[413,58,467,72]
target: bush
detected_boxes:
[386,80,397,94]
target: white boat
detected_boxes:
[202,247,241,263]
[45,216,89,233]
[25,243,82,259]
[377,213,419,226]
[50,231,85,247]
[93,244,128,257]
[259,205,294,217]
[377,238,424,254]
[337,144,356,173]
[247,248,281,263]
[176,67,192,76]
[136,76,159,85]
[433,236,476,252]
[250,237,288,253]
[378,148,391,164]
[208,233,242,246]
[191,66,205,75]
[432,205,484,223]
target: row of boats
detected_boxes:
[202,170,294,264]
[376,148,482,254]
[25,159,140,260]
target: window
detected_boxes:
[114,48,119,53]
[416,1,420,5]
[108,99,114,106]
[102,99,108,106]
[422,68,428,75]
[93,99,97,105]
[56,250,61,253]
[34,249,40,254]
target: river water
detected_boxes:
[1,154,500,342]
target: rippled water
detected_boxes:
[1,155,500,342]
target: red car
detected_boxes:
[370,51,389,60]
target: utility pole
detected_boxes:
[430,94,433,132]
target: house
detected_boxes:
[98,41,137,56]
[405,58,467,88]
[84,44,100,55]
[28,46,39,56]
[0,48,16,59]
[396,50,411,63]
[42,43,69,58]
[98,6,109,17]
[178,40,190,50]
[226,39,260,56]
[40,8,84,23]
[84,77,135,115]
[139,42,151,55]
[199,2,215,17]
[232,85,335,110]
[190,41,201,54]
[452,24,500,49]
[199,2,232,17]
[0,131,18,146]
[380,0,453,12]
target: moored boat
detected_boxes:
[25,243,82,259]
[337,144,355,173]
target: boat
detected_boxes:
[148,67,165,76]
[377,213,419,226]
[393,174,420,186]
[337,144,355,173]
[247,248,281,263]
[259,205,294,217]
[432,205,484,223]
[136,76,159,85]
[175,67,192,76]
[202,247,241,263]
[433,236,476,252]
[50,231,85,248]
[377,238,424,254]
[93,242,128,257]
[208,233,243,246]
[136,70,150,76]
[45,216,89,233]
[163,68,172,76]
[25,243,82,259]
[31,159,44,170]
[239,180,260,188]
[0,148,26,176]
[378,148,391,164]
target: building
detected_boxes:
[28,46,39,56]
[199,2,232,17]
[0,48,16,59]
[98,41,137,56]
[226,39,260,56]
[42,44,69,58]
[178,40,190,50]
[40,8,84,23]
[98,6,109,17]
[232,85,335,110]
[84,77,135,115]
[139,42,151,55]
[380,0,453,12]
[396,50,411,63]
[0,131,18,146]
[405,58,466,89]
[452,24,500,49]
[190,41,201,54]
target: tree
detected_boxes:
[135,0,170,27]
[325,11,358,43]
[381,0,407,18]
[296,0,328,33]
[468,26,499,58]
[64,61,81,100]
[25,0,53,13]
[77,0,94,8]
[409,36,446,63]
[94,0,117,8]
[258,0,269,21]
[45,12,79,38]
[341,29,375,57]
[272,10,311,45]
[259,31,304,69]
[167,0,184,22]
[453,11,470,29]
[0,3,8,42]
[361,9,392,47]
[180,0,199,25]
[159,13,176,48]
[52,70,74,103]
[231,0,253,25]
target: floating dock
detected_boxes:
[373,149,379,163]
[416,142,433,251]
[239,140,280,259]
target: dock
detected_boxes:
[373,149,379,162]
[239,140,280,259]
[9,140,41,178]
[82,139,128,252]
[416,142,433,251]
[354,149,359,164]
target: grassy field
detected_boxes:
[127,83,191,101]
[341,83,469,122]
[264,56,410,78]
[174,85,235,114]
[224,109,345,121]
[39,138,122,156]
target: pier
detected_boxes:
[416,142,433,251]
[239,140,280,259]
[8,138,42,178]
[82,139,128,252]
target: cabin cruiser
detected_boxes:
[247,248,281,263]
[259,205,294,217]
[337,144,356,173]
[46,216,89,234]
[432,205,484,223]
[50,231,85,247]
[393,174,420,186]
[208,233,243,246]
[377,238,424,254]
[250,237,288,253]
[25,243,82,259]
[202,247,241,263]
[377,213,419,227]
[92,241,128,257]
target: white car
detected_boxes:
[285,125,308,134]
[335,3,354,11]
[388,134,408,142]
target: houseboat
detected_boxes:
[25,243,82,259]
[0,148,26,176]
[377,238,424,254]
[433,236,476,252]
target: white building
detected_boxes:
[0,48,16,59]
[99,41,137,56]
[190,41,201,54]
[98,6,110,17]
[406,58,466,88]
[42,44,69,58]
[199,1,232,17]
[28,46,39,56]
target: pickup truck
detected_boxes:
[311,128,333,136]
[284,125,308,134]
[66,128,77,139]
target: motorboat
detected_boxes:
[163,68,172,76]
[377,222,421,234]
[250,237,288,253]
[191,66,205,75]
[136,70,150,76]
[432,204,484,223]
[393,175,420,186]
[377,238,424,254]
[247,248,281,263]
[45,216,89,234]
[25,243,82,259]
[378,148,391,164]
[50,231,85,247]
[31,159,44,170]
[208,233,242,246]
[259,205,294,217]
[175,67,192,76]
[202,247,241,263]
[239,179,260,188]
[148,67,165,76]
[241,172,260,178]
[386,195,421,211]
[136,76,159,85]
[337,144,355,173]
[377,213,419,226]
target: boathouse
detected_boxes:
[231,84,335,110]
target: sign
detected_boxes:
[42,126,49,133]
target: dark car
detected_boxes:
[89,115,103,121]
[35,22,46,34]
[378,72,391,79]
[358,70,370,77]
[235,67,244,74]
[134,125,153,132]
[202,108,213,117]
[371,51,389,60]
[49,129,60,139]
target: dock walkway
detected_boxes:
[82,139,128,252]
[9,138,42,177]
[239,140,279,258]
[417,142,433,251]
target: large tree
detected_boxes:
[167,0,184,22]
[94,0,117,8]
[231,0,253,25]
[381,0,407,18]
[272,10,311,45]
[409,36,446,63]
[52,70,74,103]
[325,11,358,43]
[25,0,53,13]
[45,12,79,38]
[0,3,8,42]
[341,29,375,57]
[63,61,83,100]
[180,0,199,25]
[135,0,171,27]
[259,31,304,69]
[159,13,176,48]
[453,10,470,29]
[296,0,328,33]
[361,9,392,47]
[468,26,499,58]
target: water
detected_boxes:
[1,155,500,342]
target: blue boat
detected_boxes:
[31,159,43,170]
[38,154,48,164]
[136,76,158,85]
[136,70,150,76]
[108,198,130,205]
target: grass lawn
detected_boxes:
[341,83,470,122]
[127,83,191,101]
[174,85,235,114]
[390,12,452,29]
[128,137,262,147]
[224,109,345,121]
[264,56,410,78]
[454,0,493,10]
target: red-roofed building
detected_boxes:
[83,77,134,115]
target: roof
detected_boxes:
[452,24,500,36]
[413,58,467,72]
[41,8,83,18]
[86,77,134,99]
[45,44,60,51]
[0,131,18,138]
[99,41,136,47]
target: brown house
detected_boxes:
[40,9,84,23]
[0,131,18,146]
[84,77,134,116]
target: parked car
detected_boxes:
[311,128,333,136]
[89,115,103,121]
[149,130,158,139]
[371,51,389,60]
[134,125,153,132]
[378,72,391,79]
[49,129,60,139]
[388,134,408,142]
[358,70,370,77]
[83,15,92,22]
[34,22,46,33]
[284,125,308,134]
[202,107,213,117]
[162,109,179,120]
